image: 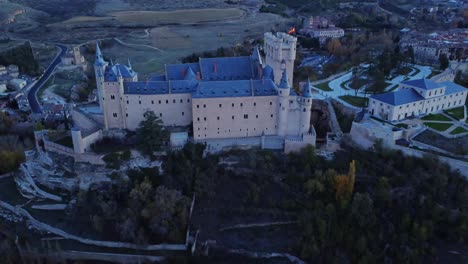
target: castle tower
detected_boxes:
[264,32,297,86]
[300,79,313,134]
[277,70,290,137]
[116,66,127,129]
[94,43,108,113]
[73,46,82,65]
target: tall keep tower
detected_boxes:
[277,70,290,137]
[73,46,82,65]
[300,79,313,134]
[264,32,297,86]
[94,43,108,114]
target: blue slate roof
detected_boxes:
[95,43,107,66]
[401,79,441,90]
[149,75,166,81]
[192,79,277,98]
[370,89,425,106]
[441,81,467,95]
[278,70,289,89]
[124,80,197,95]
[263,65,274,80]
[199,57,253,81]
[166,63,200,80]
[105,64,137,82]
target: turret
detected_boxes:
[127,58,132,70]
[94,43,108,114]
[277,70,290,136]
[300,79,313,134]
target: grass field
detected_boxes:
[57,8,244,27]
[314,81,333,91]
[450,126,468,135]
[90,12,290,78]
[424,122,453,132]
[396,67,412,76]
[421,113,451,122]
[339,95,368,108]
[444,106,465,120]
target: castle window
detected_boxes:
[166,100,169,104]
[187,99,190,103]
[139,101,141,104]
[159,100,161,104]
[173,100,176,103]
[111,95,115,100]
[126,113,128,117]
[160,113,162,117]
[217,116,220,120]
[127,100,129,104]
[270,102,272,105]
[204,117,206,121]
[244,114,248,119]
[203,104,206,108]
[232,103,234,107]
[198,128,200,131]
[240,103,243,107]
[113,113,117,117]
[219,104,222,108]
[254,102,256,106]
[182,112,185,116]
[270,114,273,118]
[429,92,432,96]
[151,100,154,104]
[256,115,258,118]
[197,117,200,121]
[197,105,200,108]
[303,108,306,112]
[232,116,235,120]
[180,99,183,103]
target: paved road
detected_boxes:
[28,44,68,113]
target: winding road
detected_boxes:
[28,44,68,113]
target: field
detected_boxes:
[86,12,290,78]
[339,95,368,108]
[421,113,451,122]
[314,81,333,91]
[424,122,452,132]
[54,8,245,27]
[444,106,465,120]
[450,126,468,135]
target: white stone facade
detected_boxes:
[368,79,467,122]
[88,32,316,153]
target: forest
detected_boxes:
[0,41,42,76]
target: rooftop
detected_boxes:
[401,79,442,90]
[370,89,425,106]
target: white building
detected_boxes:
[0,65,7,76]
[77,32,316,154]
[300,16,344,44]
[8,78,27,90]
[368,79,467,121]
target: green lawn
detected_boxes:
[314,81,333,91]
[339,95,368,108]
[55,136,74,148]
[421,113,451,122]
[395,123,409,129]
[450,126,468,135]
[444,106,465,120]
[424,122,453,132]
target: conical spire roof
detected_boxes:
[278,70,290,89]
[94,42,106,66]
[184,66,197,81]
[303,78,313,98]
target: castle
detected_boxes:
[85,32,315,153]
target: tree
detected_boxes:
[334,160,356,204]
[136,111,168,157]
[439,53,449,70]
